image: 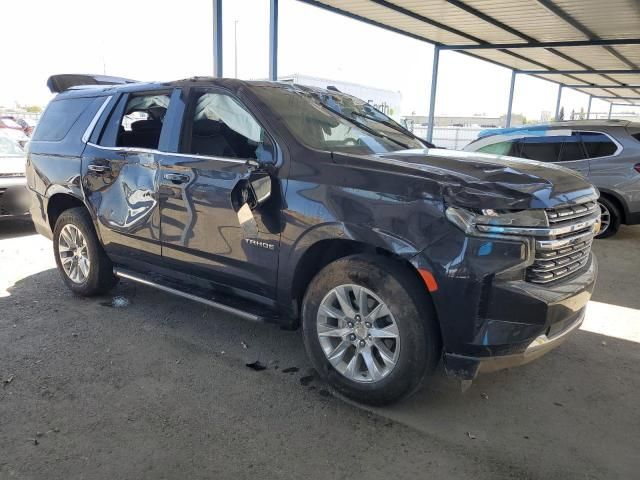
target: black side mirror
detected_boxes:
[248,173,271,208]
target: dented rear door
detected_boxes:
[81,91,176,264]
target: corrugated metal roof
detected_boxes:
[300,0,640,106]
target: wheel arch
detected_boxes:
[598,188,627,224]
[282,223,439,331]
[46,191,88,232]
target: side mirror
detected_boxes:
[248,173,271,208]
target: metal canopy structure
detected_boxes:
[212,0,640,141]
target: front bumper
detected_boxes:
[412,229,597,380]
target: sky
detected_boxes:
[1,0,635,121]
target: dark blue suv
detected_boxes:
[26,74,599,404]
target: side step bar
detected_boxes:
[113,268,262,322]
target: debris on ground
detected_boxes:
[466,432,477,440]
[71,332,78,338]
[601,341,607,346]
[318,389,332,398]
[281,367,298,374]
[3,374,15,386]
[111,296,130,308]
[480,392,489,400]
[553,402,564,407]
[241,341,249,349]
[246,361,267,371]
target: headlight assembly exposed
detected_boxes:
[445,206,548,237]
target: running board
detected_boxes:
[113,268,262,322]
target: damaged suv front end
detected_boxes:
[407,159,599,380]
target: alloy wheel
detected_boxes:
[598,201,611,236]
[316,284,400,383]
[58,224,91,284]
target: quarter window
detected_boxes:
[579,132,617,158]
[32,97,94,141]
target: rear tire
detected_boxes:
[302,254,440,405]
[596,197,621,239]
[53,207,118,296]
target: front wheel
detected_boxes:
[302,254,440,405]
[53,207,118,296]
[595,197,621,239]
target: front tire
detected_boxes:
[302,254,440,405]
[53,207,117,296]
[596,197,621,239]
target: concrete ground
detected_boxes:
[1,218,639,480]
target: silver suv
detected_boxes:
[464,120,640,238]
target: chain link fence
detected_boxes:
[411,125,484,150]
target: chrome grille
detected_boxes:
[526,201,598,284]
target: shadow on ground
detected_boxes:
[590,225,640,310]
[0,218,35,240]
[1,262,639,479]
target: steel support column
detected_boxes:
[608,103,613,119]
[555,84,563,120]
[427,46,440,143]
[506,70,516,127]
[213,0,223,77]
[269,0,279,81]
[586,95,592,119]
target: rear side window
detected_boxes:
[477,140,518,156]
[579,132,618,158]
[98,92,171,149]
[519,136,562,162]
[32,97,94,141]
[558,133,586,162]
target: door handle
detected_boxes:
[164,173,190,184]
[87,164,111,173]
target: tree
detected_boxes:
[25,105,42,113]
[558,106,565,121]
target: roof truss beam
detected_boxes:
[441,39,640,50]
[445,0,636,100]
[536,0,639,70]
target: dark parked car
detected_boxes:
[465,121,640,238]
[0,132,30,218]
[27,74,599,405]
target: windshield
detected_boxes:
[301,87,427,150]
[252,85,425,155]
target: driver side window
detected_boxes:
[183,91,274,163]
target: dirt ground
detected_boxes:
[1,218,639,480]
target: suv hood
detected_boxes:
[0,154,26,176]
[345,148,597,210]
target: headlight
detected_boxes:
[445,206,548,237]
